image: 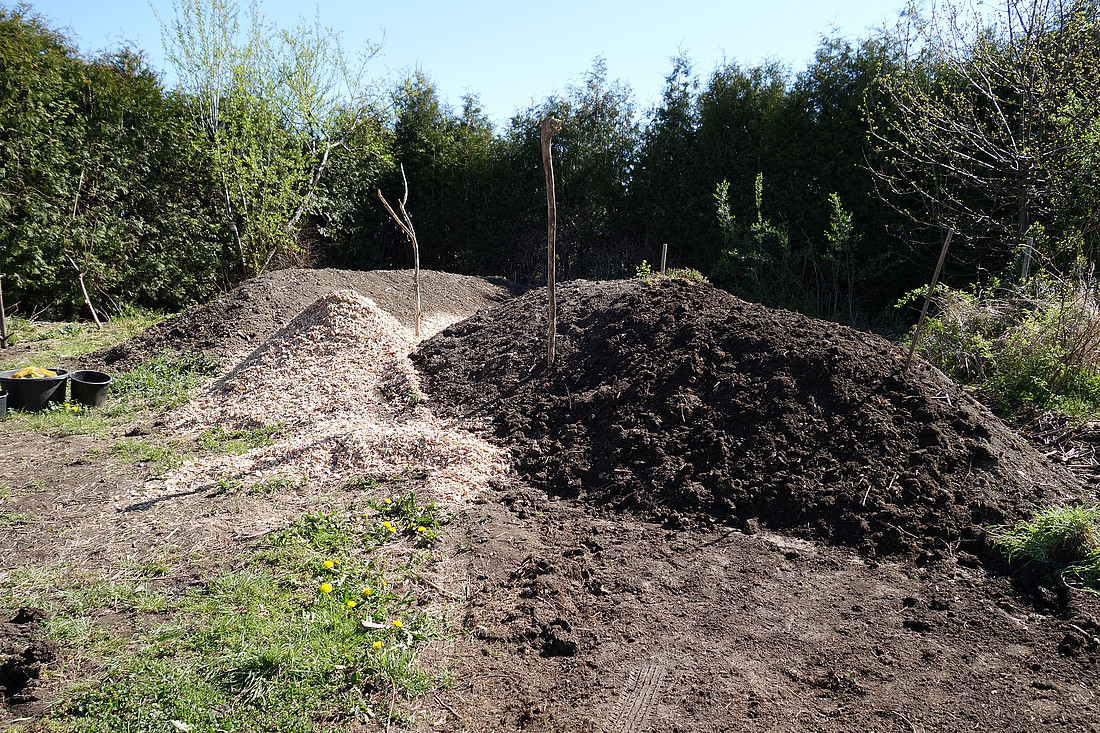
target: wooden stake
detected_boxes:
[66,254,102,330]
[904,229,954,371]
[541,114,563,366]
[377,163,421,338]
[661,243,668,276]
[0,268,8,348]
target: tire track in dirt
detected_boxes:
[603,664,667,733]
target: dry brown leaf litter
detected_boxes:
[151,289,504,502]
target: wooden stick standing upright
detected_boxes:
[541,114,563,366]
[377,163,421,338]
[0,262,8,348]
[905,228,954,371]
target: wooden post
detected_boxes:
[541,114,563,366]
[660,243,668,276]
[0,267,7,348]
[377,163,421,338]
[904,229,954,371]
[67,254,102,329]
[1021,236,1033,280]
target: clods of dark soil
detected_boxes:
[0,608,58,716]
[414,277,1081,559]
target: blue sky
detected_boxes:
[29,0,905,125]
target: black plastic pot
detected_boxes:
[70,370,112,408]
[0,369,69,411]
[0,390,7,419]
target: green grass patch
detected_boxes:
[990,503,1100,592]
[247,476,307,495]
[368,492,445,548]
[0,512,38,526]
[111,350,220,413]
[10,401,116,436]
[2,491,454,731]
[0,308,166,368]
[110,439,184,471]
[2,349,218,437]
[197,424,285,455]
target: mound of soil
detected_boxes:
[414,277,1082,559]
[82,268,520,372]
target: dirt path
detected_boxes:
[434,479,1100,732]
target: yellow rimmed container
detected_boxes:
[0,368,70,411]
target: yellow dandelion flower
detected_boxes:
[384,498,392,504]
[392,619,402,628]
[323,560,334,569]
[333,559,341,566]
[381,521,392,529]
[345,600,357,609]
[362,587,372,597]
[372,640,382,649]
[388,526,396,533]
[416,526,426,533]
[320,583,333,594]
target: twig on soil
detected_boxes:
[434,694,463,721]
[894,711,921,733]
[411,572,464,599]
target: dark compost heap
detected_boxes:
[413,277,1081,559]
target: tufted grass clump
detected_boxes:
[990,504,1100,592]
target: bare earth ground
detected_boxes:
[3,268,1100,732]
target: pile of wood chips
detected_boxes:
[162,290,505,502]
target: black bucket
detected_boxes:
[0,369,69,411]
[70,370,112,407]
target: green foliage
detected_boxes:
[111,350,220,412]
[5,1,1098,332]
[990,504,1100,592]
[162,0,381,277]
[711,174,818,314]
[197,424,285,454]
[110,439,184,471]
[901,275,1100,414]
[366,493,445,548]
[0,6,227,317]
[868,0,1100,269]
[635,260,706,285]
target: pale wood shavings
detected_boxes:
[160,289,504,503]
[175,289,423,431]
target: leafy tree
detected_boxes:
[161,0,380,276]
[505,58,641,279]
[313,111,396,267]
[631,54,703,265]
[867,0,1100,269]
[0,5,223,316]
[0,4,84,311]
